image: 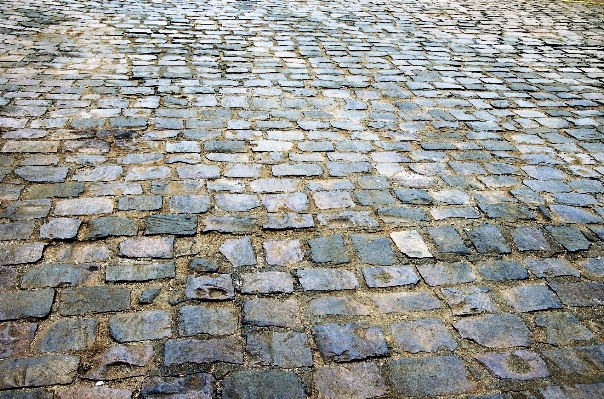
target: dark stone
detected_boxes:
[312,323,389,362]
[164,337,243,365]
[59,286,130,316]
[0,356,79,389]
[86,217,137,238]
[453,314,530,348]
[145,215,198,235]
[189,257,219,272]
[468,224,511,254]
[0,289,55,321]
[350,234,396,265]
[141,373,215,399]
[427,226,471,254]
[222,370,306,399]
[476,260,528,281]
[308,234,349,264]
[36,318,97,353]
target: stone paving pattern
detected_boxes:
[0,0,603,397]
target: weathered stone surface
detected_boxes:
[164,337,243,365]
[0,242,45,265]
[243,298,301,328]
[391,230,433,258]
[0,221,35,240]
[36,318,97,353]
[141,374,215,399]
[86,217,138,238]
[475,350,550,380]
[145,215,198,235]
[15,166,68,182]
[500,285,562,312]
[0,356,79,389]
[314,362,388,399]
[372,291,442,313]
[549,282,604,307]
[263,239,303,266]
[39,218,81,239]
[22,264,96,288]
[106,260,175,282]
[58,386,132,399]
[386,356,476,396]
[0,322,37,358]
[313,323,389,362]
[219,237,256,266]
[59,286,130,316]
[241,272,294,294]
[350,234,396,265]
[417,262,476,286]
[54,198,114,216]
[454,314,530,348]
[440,286,498,315]
[246,331,313,367]
[110,310,171,342]
[185,274,234,300]
[179,304,238,336]
[119,236,174,258]
[476,260,528,281]
[391,319,457,353]
[427,226,471,254]
[298,268,359,291]
[83,344,153,380]
[535,312,595,345]
[0,289,55,321]
[308,296,372,316]
[308,234,349,264]
[222,371,306,399]
[363,265,419,287]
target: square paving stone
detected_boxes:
[219,237,256,267]
[386,356,476,396]
[477,260,528,281]
[549,282,604,307]
[545,226,590,252]
[428,226,471,254]
[441,286,499,316]
[390,319,457,353]
[350,234,396,265]
[500,285,562,313]
[308,234,349,264]
[179,304,238,336]
[0,322,36,358]
[512,227,551,251]
[312,323,389,362]
[535,312,595,345]
[468,224,511,254]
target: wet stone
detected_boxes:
[219,237,256,267]
[59,286,130,316]
[453,314,530,348]
[501,285,562,313]
[141,373,215,399]
[86,217,138,238]
[535,312,595,345]
[475,350,550,380]
[241,272,294,294]
[179,304,238,336]
[386,356,476,396]
[164,337,243,366]
[314,362,388,399]
[441,286,498,316]
[246,331,313,368]
[312,323,389,362]
[243,298,301,328]
[297,268,359,291]
[0,356,79,389]
[350,234,396,265]
[222,370,306,399]
[418,262,476,286]
[0,322,37,358]
[21,264,96,288]
[36,318,97,353]
[185,274,234,300]
[106,260,175,282]
[308,234,349,264]
[145,215,198,235]
[0,289,55,321]
[477,260,528,281]
[363,265,419,288]
[110,310,171,342]
[390,319,457,353]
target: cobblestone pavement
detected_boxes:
[0,0,603,397]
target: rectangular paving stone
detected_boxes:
[500,285,562,313]
[363,265,419,288]
[179,304,238,336]
[546,226,590,251]
[468,224,511,254]
[59,286,131,316]
[164,337,244,366]
[297,268,359,291]
[145,215,198,235]
[263,213,314,229]
[512,227,551,251]
[308,234,349,264]
[0,356,79,389]
[243,298,301,328]
[453,314,530,348]
[54,198,114,216]
[0,322,37,358]
[86,217,138,238]
[119,236,174,258]
[390,319,457,353]
[0,289,55,321]
[110,310,171,342]
[21,264,96,288]
[35,318,97,353]
[427,226,471,254]
[549,282,604,307]
[386,356,476,396]
[247,331,313,368]
[417,262,476,286]
[440,286,499,316]
[475,350,550,380]
[106,260,175,282]
[350,234,396,265]
[371,291,442,313]
[203,216,258,233]
[477,260,528,281]
[312,323,389,362]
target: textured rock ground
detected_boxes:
[0,0,603,397]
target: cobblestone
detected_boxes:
[1,0,604,395]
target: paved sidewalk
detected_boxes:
[0,0,603,397]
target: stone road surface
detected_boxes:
[0,0,603,397]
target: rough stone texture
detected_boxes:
[362,265,419,288]
[83,344,154,380]
[164,337,243,365]
[0,322,37,358]
[36,318,97,353]
[109,311,171,342]
[243,298,301,328]
[179,304,238,336]
[185,274,235,300]
[312,323,389,362]
[391,230,433,258]
[386,356,476,396]
[240,272,294,294]
[314,362,388,399]
[141,374,214,399]
[535,312,595,345]
[0,289,55,321]
[222,371,306,399]
[219,237,256,267]
[263,239,303,266]
[308,234,349,264]
[391,319,457,353]
[246,331,313,368]
[475,350,550,380]
[119,236,174,259]
[0,356,79,389]
[59,287,130,316]
[500,285,562,312]
[106,260,175,282]
[453,314,531,348]
[58,386,132,399]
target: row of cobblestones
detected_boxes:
[1,0,603,397]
